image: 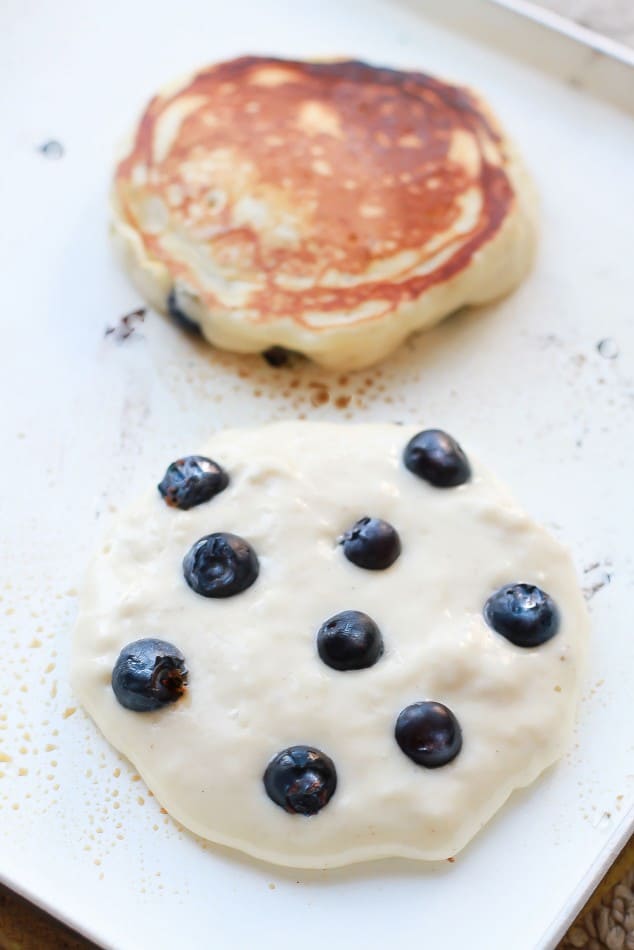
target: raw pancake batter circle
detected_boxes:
[73,422,588,868]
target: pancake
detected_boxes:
[112,57,537,370]
[73,422,587,869]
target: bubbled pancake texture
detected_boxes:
[112,57,536,369]
[73,423,588,868]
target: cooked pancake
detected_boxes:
[112,57,536,370]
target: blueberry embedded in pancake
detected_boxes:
[112,56,536,370]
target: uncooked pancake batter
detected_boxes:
[73,423,588,868]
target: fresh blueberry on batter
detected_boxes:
[264,745,337,815]
[317,610,384,671]
[167,288,202,335]
[158,455,229,510]
[395,701,462,768]
[484,583,560,647]
[111,638,188,712]
[183,532,259,598]
[404,429,471,487]
[341,517,401,570]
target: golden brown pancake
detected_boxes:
[112,56,536,369]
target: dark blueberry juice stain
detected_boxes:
[38,140,64,159]
[105,307,146,340]
[597,338,619,360]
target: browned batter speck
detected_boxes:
[116,56,514,329]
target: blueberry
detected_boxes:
[317,610,384,671]
[404,429,471,487]
[262,346,290,367]
[111,638,188,712]
[263,745,337,815]
[167,288,201,335]
[484,583,560,647]
[395,701,462,768]
[158,455,229,510]
[183,532,259,598]
[341,517,401,570]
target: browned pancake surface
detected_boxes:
[116,57,515,327]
